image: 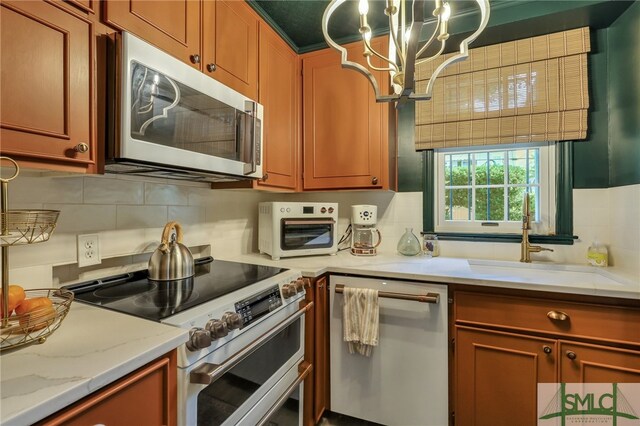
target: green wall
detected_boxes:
[607,1,640,187]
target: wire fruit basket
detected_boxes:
[1,156,71,352]
[1,289,74,351]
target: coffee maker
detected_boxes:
[350,205,381,256]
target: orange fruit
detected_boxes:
[17,298,56,332]
[0,285,26,318]
[15,296,52,316]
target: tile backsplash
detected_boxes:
[6,172,639,287]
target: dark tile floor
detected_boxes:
[318,411,385,426]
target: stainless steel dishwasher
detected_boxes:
[329,275,448,426]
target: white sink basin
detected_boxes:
[466,259,630,287]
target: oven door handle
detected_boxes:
[256,360,313,426]
[190,301,313,385]
[282,219,336,226]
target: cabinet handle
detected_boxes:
[372,176,379,185]
[547,310,569,321]
[206,63,217,72]
[543,345,552,354]
[190,54,201,64]
[74,143,89,153]
[566,350,577,360]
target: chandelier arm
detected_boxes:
[388,11,405,69]
[363,37,399,73]
[415,40,446,66]
[322,0,387,100]
[366,56,397,72]
[400,0,425,96]
[416,16,441,59]
[424,0,490,98]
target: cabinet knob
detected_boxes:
[74,143,89,153]
[206,63,217,72]
[566,350,577,360]
[371,176,379,185]
[262,173,269,181]
[547,310,569,321]
[543,345,552,354]
[190,54,201,64]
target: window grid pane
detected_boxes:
[444,148,540,223]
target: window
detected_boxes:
[434,143,555,234]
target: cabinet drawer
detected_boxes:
[455,292,640,346]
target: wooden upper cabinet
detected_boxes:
[203,0,258,100]
[302,37,390,190]
[256,22,299,190]
[0,1,94,169]
[104,0,201,69]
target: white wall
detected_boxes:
[5,172,639,287]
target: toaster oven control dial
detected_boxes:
[205,319,229,339]
[186,327,212,351]
[222,312,243,330]
[281,284,296,299]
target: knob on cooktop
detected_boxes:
[294,279,306,293]
[205,319,229,340]
[186,327,212,351]
[222,312,243,330]
[281,284,296,299]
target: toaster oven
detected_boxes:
[259,202,339,260]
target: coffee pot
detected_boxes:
[350,205,381,256]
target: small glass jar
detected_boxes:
[422,234,440,257]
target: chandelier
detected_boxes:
[322,0,490,103]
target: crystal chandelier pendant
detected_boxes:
[322,0,491,104]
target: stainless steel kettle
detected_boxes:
[148,221,194,281]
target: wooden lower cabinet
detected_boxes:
[303,275,330,426]
[559,340,640,383]
[40,350,177,426]
[455,326,557,426]
[453,291,640,426]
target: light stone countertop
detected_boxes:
[2,251,637,426]
[226,250,640,300]
[0,303,188,426]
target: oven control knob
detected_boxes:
[186,328,212,351]
[281,284,297,299]
[294,279,306,293]
[205,319,229,340]
[222,312,243,330]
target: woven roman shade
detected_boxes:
[414,27,591,150]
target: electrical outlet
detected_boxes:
[78,234,101,268]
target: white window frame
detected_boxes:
[434,142,556,235]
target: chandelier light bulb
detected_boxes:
[359,0,369,15]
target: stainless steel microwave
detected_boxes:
[259,202,339,260]
[105,32,262,183]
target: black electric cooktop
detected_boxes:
[64,257,287,322]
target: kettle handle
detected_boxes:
[160,221,184,251]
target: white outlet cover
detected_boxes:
[78,234,101,268]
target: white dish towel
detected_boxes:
[342,287,379,356]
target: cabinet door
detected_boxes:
[40,351,177,426]
[560,341,640,383]
[104,0,200,69]
[302,278,315,426]
[257,22,299,190]
[202,0,258,100]
[455,326,557,426]
[302,38,389,190]
[313,276,330,423]
[0,1,93,168]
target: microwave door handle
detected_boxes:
[241,101,259,176]
[190,301,313,385]
[283,219,336,226]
